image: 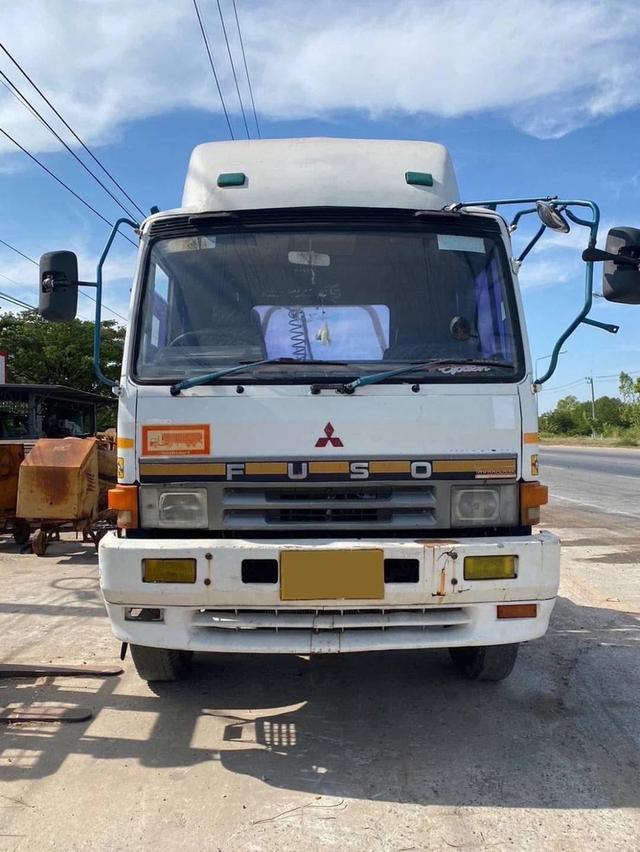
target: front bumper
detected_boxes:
[99,531,560,653]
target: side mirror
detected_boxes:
[602,227,640,304]
[536,201,570,233]
[39,251,79,321]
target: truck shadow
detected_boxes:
[2,595,639,809]
[200,596,640,808]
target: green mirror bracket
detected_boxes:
[582,316,620,333]
[518,224,546,263]
[509,205,543,232]
[533,199,615,384]
[449,197,615,385]
[93,217,139,388]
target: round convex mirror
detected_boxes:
[449,315,471,341]
[536,201,570,233]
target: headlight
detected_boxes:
[140,487,208,529]
[451,485,517,527]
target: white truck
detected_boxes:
[38,138,640,682]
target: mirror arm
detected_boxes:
[564,208,594,229]
[509,207,537,232]
[535,200,619,384]
[582,246,640,267]
[535,259,597,384]
[439,198,612,385]
[43,274,96,293]
[93,217,138,388]
[582,316,620,333]
[518,224,546,262]
[454,195,558,210]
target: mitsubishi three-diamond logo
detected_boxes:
[315,422,344,448]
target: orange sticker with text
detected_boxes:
[142,424,211,456]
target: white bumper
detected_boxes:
[99,531,560,653]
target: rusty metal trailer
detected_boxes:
[27,509,116,556]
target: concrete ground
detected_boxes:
[1,450,639,850]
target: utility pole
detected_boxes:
[585,373,596,438]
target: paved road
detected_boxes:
[540,445,640,518]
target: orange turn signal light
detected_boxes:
[108,485,138,529]
[497,604,537,619]
[520,481,548,525]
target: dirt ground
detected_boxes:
[0,502,639,851]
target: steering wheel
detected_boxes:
[167,329,219,347]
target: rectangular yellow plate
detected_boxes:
[280,549,384,601]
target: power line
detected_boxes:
[0,126,116,227]
[0,67,138,220]
[540,370,640,394]
[0,74,27,108]
[77,289,127,323]
[0,269,27,288]
[0,237,37,266]
[216,0,250,139]
[0,239,128,322]
[0,270,37,309]
[594,369,640,380]
[0,282,35,310]
[539,378,585,393]
[231,0,261,138]
[192,0,235,139]
[0,295,34,310]
[0,41,146,218]
[0,126,138,249]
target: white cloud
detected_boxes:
[514,220,586,292]
[514,212,625,292]
[518,257,577,292]
[1,0,639,163]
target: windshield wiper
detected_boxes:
[170,358,348,395]
[336,358,514,395]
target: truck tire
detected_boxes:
[449,643,519,681]
[129,645,192,682]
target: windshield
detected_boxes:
[134,222,523,383]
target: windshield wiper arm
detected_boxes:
[337,358,513,395]
[170,358,274,395]
[170,358,349,395]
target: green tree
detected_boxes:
[594,395,624,428]
[0,311,124,395]
[619,371,640,428]
[542,395,587,434]
[541,394,616,436]
[540,381,640,440]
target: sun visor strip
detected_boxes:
[147,208,503,241]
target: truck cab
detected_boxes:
[38,138,640,682]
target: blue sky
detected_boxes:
[1,0,639,411]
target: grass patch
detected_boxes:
[540,432,640,448]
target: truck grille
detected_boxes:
[192,607,469,631]
[222,484,436,529]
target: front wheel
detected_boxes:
[129,644,192,682]
[449,643,519,681]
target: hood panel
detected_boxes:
[134,388,521,461]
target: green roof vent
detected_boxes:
[217,172,247,188]
[405,171,434,187]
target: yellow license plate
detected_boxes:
[280,549,384,601]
